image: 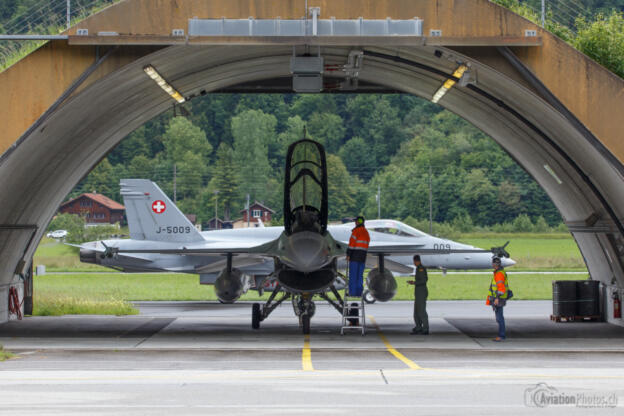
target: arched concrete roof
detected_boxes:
[0,0,623,321]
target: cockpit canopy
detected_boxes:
[364,219,427,238]
[284,138,328,235]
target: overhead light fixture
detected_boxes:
[143,65,185,103]
[544,164,563,184]
[431,64,468,104]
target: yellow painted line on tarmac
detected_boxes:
[368,316,422,370]
[302,334,314,371]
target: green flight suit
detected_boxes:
[413,265,429,332]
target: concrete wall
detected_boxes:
[0,285,7,323]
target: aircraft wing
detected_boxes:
[195,256,268,274]
[366,243,426,255]
[367,242,510,258]
[369,246,505,255]
[113,238,280,257]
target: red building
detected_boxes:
[59,193,125,224]
[236,202,274,227]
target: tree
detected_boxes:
[339,136,377,181]
[574,11,624,78]
[127,155,153,179]
[273,116,306,169]
[162,117,212,164]
[345,95,408,167]
[496,180,522,221]
[533,216,551,232]
[83,224,119,243]
[452,213,475,233]
[107,126,150,166]
[307,113,346,153]
[47,213,85,244]
[291,95,337,120]
[210,143,239,220]
[513,214,534,232]
[231,109,276,203]
[82,159,117,200]
[236,95,290,131]
[326,154,358,220]
[162,117,212,201]
[460,169,497,225]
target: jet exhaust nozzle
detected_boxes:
[214,268,245,303]
[366,268,397,302]
[79,248,98,264]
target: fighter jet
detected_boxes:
[78,138,514,333]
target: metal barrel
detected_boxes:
[576,280,600,317]
[552,280,577,317]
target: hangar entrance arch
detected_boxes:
[1,0,623,324]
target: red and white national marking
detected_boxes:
[152,200,166,214]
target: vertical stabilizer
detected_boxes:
[120,179,204,243]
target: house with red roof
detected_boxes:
[59,193,125,225]
[233,201,275,228]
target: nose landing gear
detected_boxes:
[293,294,316,334]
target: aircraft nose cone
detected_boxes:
[283,232,330,272]
[502,257,516,267]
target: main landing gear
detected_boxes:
[251,283,290,330]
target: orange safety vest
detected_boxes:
[485,269,509,305]
[348,226,370,251]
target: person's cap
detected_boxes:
[356,216,365,225]
[413,254,421,261]
[492,257,502,265]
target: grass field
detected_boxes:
[33,272,585,316]
[0,346,15,361]
[458,235,585,270]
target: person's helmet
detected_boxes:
[492,257,502,266]
[355,216,365,226]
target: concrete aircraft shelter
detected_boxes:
[0,0,623,324]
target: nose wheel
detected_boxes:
[301,313,311,334]
[294,295,315,334]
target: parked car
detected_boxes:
[46,230,68,239]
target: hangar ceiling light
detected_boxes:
[431,64,468,103]
[143,65,185,103]
[544,164,563,184]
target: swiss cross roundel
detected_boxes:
[152,200,166,214]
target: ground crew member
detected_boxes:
[407,255,429,335]
[486,257,509,341]
[346,216,370,297]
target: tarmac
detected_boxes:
[0,300,623,414]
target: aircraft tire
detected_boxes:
[363,290,376,304]
[302,314,310,335]
[252,303,261,329]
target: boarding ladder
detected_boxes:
[340,291,366,335]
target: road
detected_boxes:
[0,301,623,414]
